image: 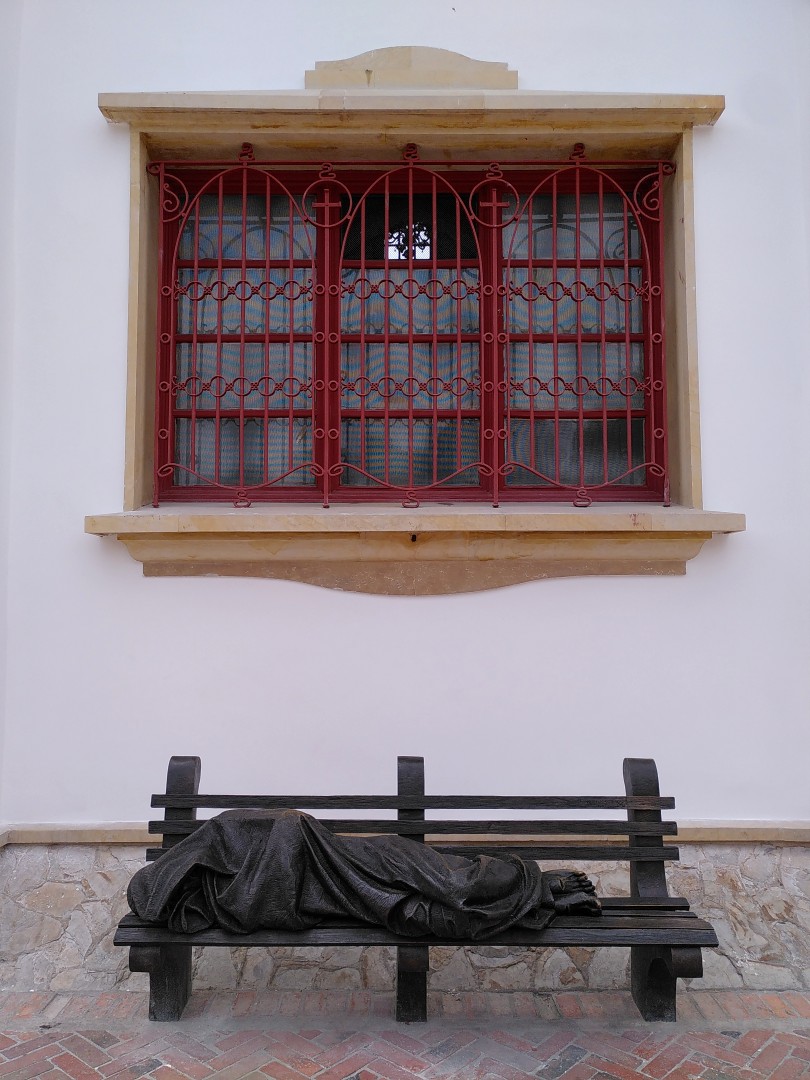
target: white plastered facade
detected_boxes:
[0,0,809,830]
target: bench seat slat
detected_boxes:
[600,896,689,910]
[117,902,699,932]
[148,819,678,837]
[118,911,704,928]
[151,794,676,811]
[115,918,718,950]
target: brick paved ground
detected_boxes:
[1,991,809,1079]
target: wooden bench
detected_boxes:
[115,755,718,1023]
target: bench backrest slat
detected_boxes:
[152,794,675,811]
[148,818,677,837]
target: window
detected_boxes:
[152,147,670,508]
[87,78,744,587]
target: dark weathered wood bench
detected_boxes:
[115,755,717,1023]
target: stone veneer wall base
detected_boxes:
[2,843,808,994]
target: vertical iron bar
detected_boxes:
[190,194,201,490]
[455,189,463,489]
[658,164,670,503]
[497,187,506,504]
[307,188,318,497]
[215,175,224,485]
[321,182,334,507]
[153,164,167,506]
[263,175,272,487]
[310,191,318,498]
[431,178,438,486]
[359,194,367,483]
[528,192,537,480]
[623,195,633,478]
[383,177,391,486]
[599,175,608,483]
[407,167,415,491]
[552,173,560,485]
[488,182,501,507]
[286,185,295,485]
[313,182,327,505]
[238,167,248,491]
[644,181,655,493]
[575,166,584,490]
[170,187,184,492]
[645,181,657,492]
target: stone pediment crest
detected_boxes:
[305,46,517,89]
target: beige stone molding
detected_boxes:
[99,89,725,118]
[98,90,725,155]
[3,821,807,848]
[85,506,745,593]
[0,824,153,848]
[305,47,518,90]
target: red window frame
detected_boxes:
[151,149,671,508]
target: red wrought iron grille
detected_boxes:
[151,146,672,507]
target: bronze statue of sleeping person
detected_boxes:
[128,810,601,941]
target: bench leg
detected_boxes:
[129,945,193,1021]
[396,945,429,1022]
[631,946,703,1022]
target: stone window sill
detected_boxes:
[85,505,745,595]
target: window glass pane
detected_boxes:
[507,418,645,487]
[507,342,645,410]
[506,267,642,335]
[340,342,479,411]
[174,417,314,487]
[175,342,312,411]
[342,194,477,262]
[179,194,314,261]
[176,268,313,335]
[340,418,480,487]
[503,192,640,261]
[341,268,479,335]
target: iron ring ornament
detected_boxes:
[174,373,312,403]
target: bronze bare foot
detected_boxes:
[551,889,602,915]
[538,870,601,916]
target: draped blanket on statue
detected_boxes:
[128,809,599,940]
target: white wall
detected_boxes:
[1,0,808,824]
[0,0,24,810]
